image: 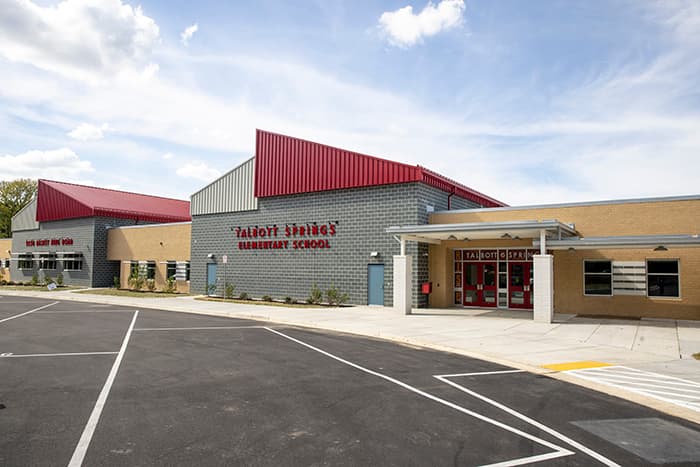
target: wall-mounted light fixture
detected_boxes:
[447,235,457,241]
[653,245,668,251]
[207,253,215,259]
[369,251,379,257]
[501,233,512,239]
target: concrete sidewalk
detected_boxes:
[2,288,699,423]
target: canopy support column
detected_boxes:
[393,237,412,315]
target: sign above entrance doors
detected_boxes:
[458,249,539,261]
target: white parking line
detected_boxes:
[133,326,266,331]
[0,301,59,324]
[265,327,575,466]
[435,374,620,467]
[1,351,118,358]
[567,366,700,413]
[68,310,139,467]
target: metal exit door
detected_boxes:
[368,264,384,305]
[207,263,217,296]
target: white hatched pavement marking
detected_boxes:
[567,366,700,413]
[265,327,575,466]
[435,374,620,467]
[0,301,58,323]
[133,325,266,331]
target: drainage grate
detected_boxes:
[572,417,700,464]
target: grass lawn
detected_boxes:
[197,297,330,308]
[0,285,82,292]
[74,288,190,298]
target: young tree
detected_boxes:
[0,179,38,238]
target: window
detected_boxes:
[166,261,177,280]
[63,253,83,271]
[39,254,57,270]
[18,253,33,270]
[647,260,679,298]
[130,261,139,278]
[185,261,190,281]
[584,260,612,296]
[146,261,156,280]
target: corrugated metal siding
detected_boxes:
[253,129,505,207]
[36,181,93,222]
[11,198,39,232]
[191,157,258,215]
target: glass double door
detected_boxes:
[462,262,497,307]
[509,262,533,309]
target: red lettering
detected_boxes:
[320,224,328,235]
[329,223,336,235]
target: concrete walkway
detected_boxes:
[2,288,699,423]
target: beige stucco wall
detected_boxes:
[0,238,11,282]
[428,199,700,320]
[107,223,191,293]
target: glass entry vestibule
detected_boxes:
[454,249,538,310]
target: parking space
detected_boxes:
[2,296,700,466]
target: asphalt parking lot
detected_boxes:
[2,296,700,466]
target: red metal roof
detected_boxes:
[36,180,191,223]
[254,130,505,207]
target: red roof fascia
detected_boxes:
[254,129,506,207]
[35,180,191,223]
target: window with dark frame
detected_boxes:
[130,261,139,278]
[166,261,177,280]
[185,261,191,281]
[18,254,33,270]
[584,260,612,296]
[647,259,679,298]
[39,254,57,270]
[146,261,156,280]
[63,253,83,271]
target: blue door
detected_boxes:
[207,263,217,295]
[368,264,384,305]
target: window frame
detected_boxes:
[17,253,34,270]
[166,261,177,281]
[646,259,680,299]
[583,259,613,297]
[38,253,57,270]
[62,253,84,271]
[146,261,156,280]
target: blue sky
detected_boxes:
[1,0,699,205]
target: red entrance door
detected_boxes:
[463,262,497,307]
[509,262,533,309]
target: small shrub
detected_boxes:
[165,276,177,293]
[43,273,53,286]
[113,276,120,289]
[307,283,323,305]
[284,296,294,304]
[262,295,272,302]
[224,282,235,299]
[207,283,217,296]
[56,273,64,287]
[238,292,248,300]
[31,273,39,286]
[146,279,156,292]
[326,283,349,306]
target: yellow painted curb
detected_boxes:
[541,361,612,372]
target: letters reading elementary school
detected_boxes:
[234,222,338,250]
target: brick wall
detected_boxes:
[191,182,480,307]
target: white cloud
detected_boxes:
[162,152,174,160]
[0,0,159,83]
[180,23,198,46]
[378,0,465,48]
[176,162,220,182]
[68,123,109,141]
[0,148,94,181]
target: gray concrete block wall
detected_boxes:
[10,216,140,287]
[191,182,481,307]
[10,217,96,287]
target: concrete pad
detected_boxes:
[633,322,680,358]
[586,321,639,350]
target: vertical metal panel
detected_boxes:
[11,198,39,232]
[190,157,258,215]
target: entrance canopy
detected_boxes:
[534,234,700,250]
[386,219,578,244]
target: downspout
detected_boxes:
[447,188,455,210]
